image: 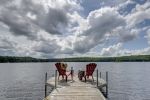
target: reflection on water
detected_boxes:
[0,62,150,100]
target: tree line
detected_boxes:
[0,56,48,62]
[0,55,150,63]
[60,55,150,62]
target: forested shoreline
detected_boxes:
[0,55,150,63]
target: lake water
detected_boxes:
[0,62,150,100]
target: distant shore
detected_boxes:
[0,55,150,63]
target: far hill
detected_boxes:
[0,55,150,63]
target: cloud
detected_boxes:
[73,7,125,53]
[112,26,139,42]
[100,43,122,56]
[36,7,70,35]
[121,29,139,42]
[0,0,81,40]
[121,47,150,56]
[118,0,136,15]
[30,32,75,58]
[145,29,150,44]
[0,35,43,57]
[0,36,17,50]
[0,0,149,58]
[100,0,126,7]
[0,0,12,4]
[100,43,150,57]
[135,47,150,55]
[108,1,150,44]
[0,36,19,56]
[126,1,150,28]
[0,0,39,39]
[32,40,61,54]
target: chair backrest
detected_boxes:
[86,63,97,76]
[55,63,66,75]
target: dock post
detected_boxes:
[71,67,74,80]
[100,72,101,78]
[106,71,108,98]
[45,72,47,98]
[97,69,98,87]
[55,70,57,89]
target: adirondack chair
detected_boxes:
[55,63,73,82]
[84,63,97,82]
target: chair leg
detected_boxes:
[58,75,60,80]
[62,75,64,79]
[92,75,94,81]
[71,74,73,80]
[87,76,89,79]
[84,76,86,82]
[66,75,68,82]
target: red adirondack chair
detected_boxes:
[55,63,73,82]
[84,63,97,82]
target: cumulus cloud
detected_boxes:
[100,0,126,6]
[126,1,150,28]
[0,0,81,39]
[112,26,139,42]
[145,29,150,44]
[32,40,61,54]
[0,0,12,4]
[0,36,22,56]
[73,7,125,53]
[100,43,122,56]
[0,0,40,39]
[0,0,149,58]
[107,1,150,44]
[118,0,136,15]
[121,47,150,56]
[100,44,150,57]
[0,36,17,50]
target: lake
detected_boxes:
[0,62,150,100]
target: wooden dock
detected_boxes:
[44,75,107,100]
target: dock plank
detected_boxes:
[45,75,106,100]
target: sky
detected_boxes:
[0,0,149,58]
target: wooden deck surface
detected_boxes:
[45,75,106,100]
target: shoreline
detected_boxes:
[0,55,150,62]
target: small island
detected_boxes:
[0,55,150,63]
